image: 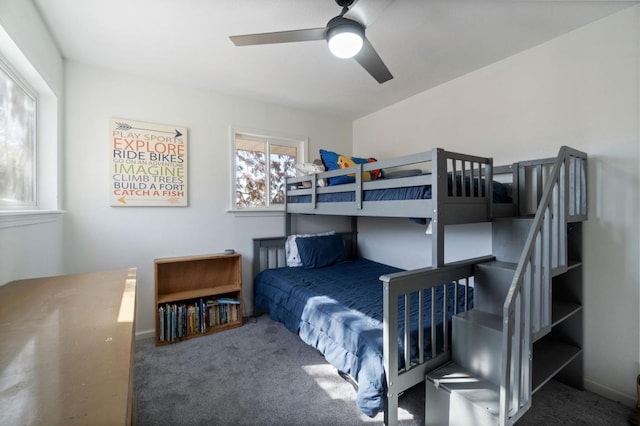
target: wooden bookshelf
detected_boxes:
[154,252,242,345]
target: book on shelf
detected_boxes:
[199,298,206,333]
[157,296,241,342]
[158,305,165,342]
[167,304,172,342]
[172,304,177,340]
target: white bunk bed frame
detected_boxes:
[253,147,586,425]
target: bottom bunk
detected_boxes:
[253,234,487,423]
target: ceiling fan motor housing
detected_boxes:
[335,0,355,8]
[326,16,365,36]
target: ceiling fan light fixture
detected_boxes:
[327,21,364,59]
[229,1,393,84]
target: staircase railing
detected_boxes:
[380,254,494,426]
[499,146,587,425]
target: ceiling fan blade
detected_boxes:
[345,0,396,28]
[230,28,326,46]
[354,38,393,84]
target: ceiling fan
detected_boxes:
[229,0,394,84]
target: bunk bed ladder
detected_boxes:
[499,146,587,424]
[423,146,587,426]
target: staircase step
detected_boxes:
[454,309,503,332]
[452,309,503,385]
[425,361,502,425]
[474,260,517,315]
[477,260,518,272]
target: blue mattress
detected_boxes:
[254,258,472,417]
[288,175,511,204]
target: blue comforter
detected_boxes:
[287,176,511,204]
[254,258,471,417]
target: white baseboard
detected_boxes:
[584,377,636,408]
[135,328,155,340]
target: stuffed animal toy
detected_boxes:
[319,149,382,186]
[336,155,381,181]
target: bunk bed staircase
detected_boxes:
[424,146,588,425]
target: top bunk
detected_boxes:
[285,147,515,225]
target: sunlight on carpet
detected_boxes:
[301,363,416,423]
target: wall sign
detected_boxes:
[110,118,188,206]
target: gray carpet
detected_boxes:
[135,315,631,425]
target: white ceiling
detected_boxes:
[33,0,637,120]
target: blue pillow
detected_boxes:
[319,149,382,186]
[295,234,346,268]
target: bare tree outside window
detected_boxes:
[269,144,297,205]
[236,146,266,208]
[0,62,36,208]
[235,135,299,210]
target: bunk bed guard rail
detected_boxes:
[285,148,493,216]
[380,255,494,426]
[285,148,495,267]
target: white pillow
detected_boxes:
[295,162,327,187]
[295,162,324,175]
[285,230,335,267]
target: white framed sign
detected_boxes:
[109,118,188,206]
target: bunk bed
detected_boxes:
[253,147,518,425]
[284,148,514,265]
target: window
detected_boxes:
[232,129,307,211]
[0,58,37,209]
[0,22,60,228]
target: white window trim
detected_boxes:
[0,210,63,229]
[0,22,61,227]
[228,126,308,216]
